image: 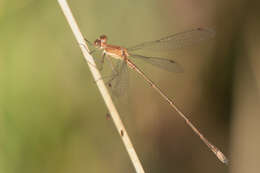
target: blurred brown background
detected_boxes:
[0,0,260,173]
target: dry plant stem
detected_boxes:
[57,0,145,172]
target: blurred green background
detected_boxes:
[1,0,260,173]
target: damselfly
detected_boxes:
[85,28,228,164]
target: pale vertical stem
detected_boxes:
[57,0,145,172]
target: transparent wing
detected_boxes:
[129,53,183,73]
[127,28,215,52]
[106,61,129,98]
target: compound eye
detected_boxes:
[94,39,101,47]
[100,35,107,43]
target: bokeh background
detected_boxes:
[1,0,260,173]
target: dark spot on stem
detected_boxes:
[120,130,124,136]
